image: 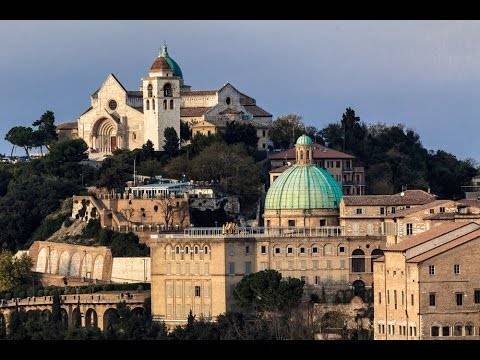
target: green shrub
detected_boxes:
[30,213,68,243]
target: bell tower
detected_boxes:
[143,44,182,150]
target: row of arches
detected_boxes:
[36,247,105,280]
[147,83,172,98]
[351,248,384,273]
[145,99,174,110]
[431,322,476,337]
[165,244,211,260]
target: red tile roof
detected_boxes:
[269,144,355,161]
[343,190,436,206]
[385,200,452,218]
[180,107,212,117]
[387,222,470,252]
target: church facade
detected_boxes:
[57,45,273,159]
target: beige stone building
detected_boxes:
[374,222,480,340]
[148,229,385,328]
[57,45,272,159]
[269,144,365,196]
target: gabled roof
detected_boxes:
[269,144,355,161]
[57,121,78,130]
[387,222,474,252]
[343,190,436,206]
[385,199,452,218]
[243,104,271,117]
[91,73,127,98]
[407,228,480,263]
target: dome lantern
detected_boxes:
[295,134,314,165]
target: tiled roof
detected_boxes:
[424,212,480,220]
[270,165,291,174]
[181,90,217,96]
[180,107,212,117]
[244,104,272,117]
[269,144,355,161]
[387,222,469,252]
[127,90,143,97]
[79,106,93,117]
[407,228,480,263]
[456,199,480,208]
[150,56,172,71]
[57,121,78,130]
[343,190,436,206]
[385,200,452,218]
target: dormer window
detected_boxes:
[147,84,153,98]
[226,97,231,105]
[163,83,172,97]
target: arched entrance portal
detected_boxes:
[352,280,366,296]
[85,308,98,328]
[91,118,118,154]
[103,308,120,332]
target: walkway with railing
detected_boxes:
[150,226,385,239]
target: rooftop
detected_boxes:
[343,190,436,206]
[269,144,355,160]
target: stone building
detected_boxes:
[269,142,365,195]
[57,45,272,159]
[373,222,480,340]
[148,135,385,328]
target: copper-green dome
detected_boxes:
[150,45,183,79]
[296,134,313,145]
[265,165,343,210]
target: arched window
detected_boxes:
[170,99,174,109]
[175,246,180,254]
[306,150,310,159]
[226,97,231,105]
[147,84,153,97]
[163,100,167,110]
[194,246,199,254]
[146,99,150,110]
[300,151,304,160]
[370,248,384,272]
[352,249,365,273]
[185,246,189,255]
[152,99,155,110]
[163,83,172,97]
[204,246,209,255]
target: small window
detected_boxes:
[204,247,208,255]
[456,293,463,306]
[411,293,414,306]
[287,247,293,254]
[474,289,480,304]
[275,247,281,254]
[440,207,445,213]
[454,264,460,275]
[320,219,326,227]
[336,161,340,168]
[194,246,199,254]
[430,208,435,214]
[429,265,435,275]
[146,99,150,110]
[378,292,382,304]
[339,246,345,253]
[391,207,396,214]
[108,99,118,111]
[185,246,189,254]
[147,84,153,97]
[300,247,305,254]
[442,326,450,337]
[163,99,167,110]
[245,245,250,255]
[163,83,172,97]
[288,220,295,227]
[152,99,155,110]
[226,97,231,105]
[195,286,201,297]
[429,293,436,306]
[261,245,267,254]
[356,208,363,215]
[175,246,180,254]
[170,99,174,109]
[380,207,385,215]
[406,223,413,236]
[312,247,318,254]
[431,326,439,337]
[465,324,474,336]
[262,130,266,137]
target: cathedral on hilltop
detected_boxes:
[57,45,273,159]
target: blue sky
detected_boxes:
[1,20,479,161]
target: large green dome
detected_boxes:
[265,165,343,210]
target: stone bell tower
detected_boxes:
[142,44,182,150]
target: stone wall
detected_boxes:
[111,257,151,283]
